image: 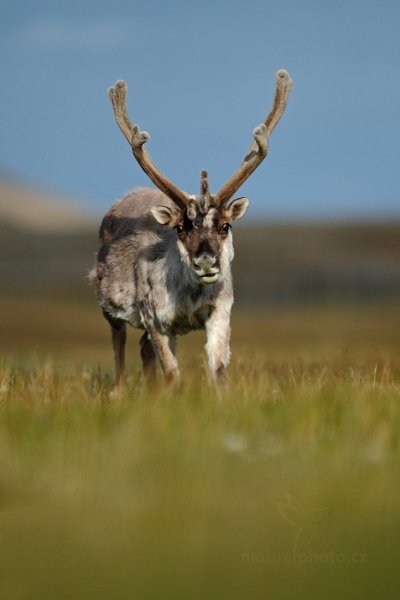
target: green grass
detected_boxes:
[1,304,400,599]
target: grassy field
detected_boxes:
[1,299,400,599]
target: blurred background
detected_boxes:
[1,0,400,354]
[1,4,400,599]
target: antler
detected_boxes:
[108,80,190,210]
[214,69,293,207]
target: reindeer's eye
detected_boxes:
[176,224,185,235]
[219,223,231,236]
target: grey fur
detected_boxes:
[90,187,238,384]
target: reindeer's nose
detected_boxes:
[193,254,217,272]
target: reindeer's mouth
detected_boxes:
[196,270,220,285]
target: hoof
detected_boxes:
[109,383,126,400]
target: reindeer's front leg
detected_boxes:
[146,326,180,382]
[205,304,232,384]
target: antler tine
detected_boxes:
[108,80,135,144]
[214,69,293,207]
[200,169,211,198]
[263,69,293,137]
[108,80,189,210]
[199,169,211,213]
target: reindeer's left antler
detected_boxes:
[214,69,293,207]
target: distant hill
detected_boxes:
[0,176,97,302]
[1,177,400,307]
[0,176,95,233]
[233,223,400,306]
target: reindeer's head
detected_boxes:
[149,173,249,285]
[108,71,292,285]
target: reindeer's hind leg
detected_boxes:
[140,331,157,381]
[103,310,126,386]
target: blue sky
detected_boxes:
[1,0,399,220]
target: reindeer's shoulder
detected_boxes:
[99,187,174,244]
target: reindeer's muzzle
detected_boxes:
[192,253,220,285]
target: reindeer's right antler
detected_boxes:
[108,80,190,210]
[214,69,293,208]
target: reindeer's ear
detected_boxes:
[150,205,180,227]
[224,197,249,222]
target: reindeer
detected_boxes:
[90,70,292,388]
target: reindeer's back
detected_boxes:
[89,187,175,323]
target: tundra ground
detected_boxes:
[0,300,399,599]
